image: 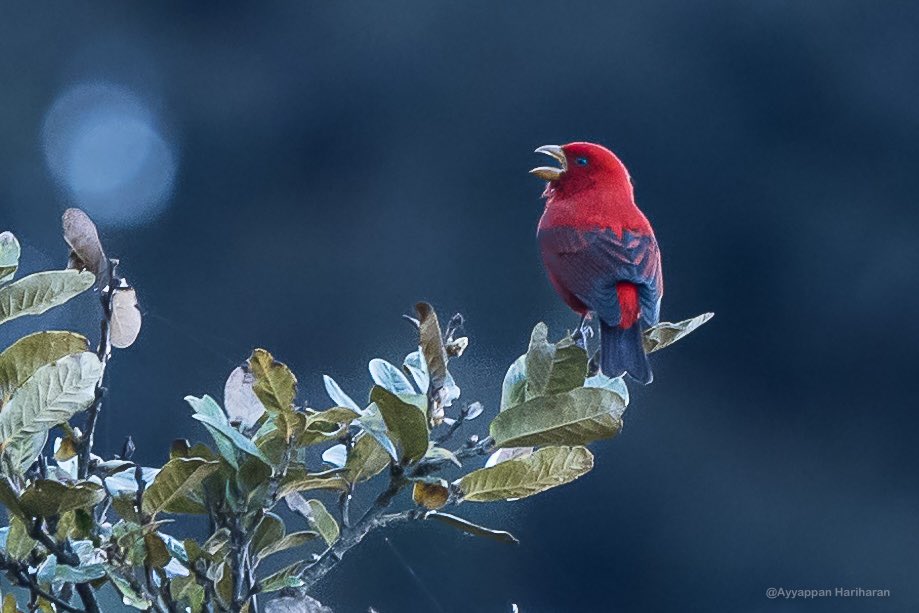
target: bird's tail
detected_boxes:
[600,320,652,384]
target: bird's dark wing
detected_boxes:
[538,226,662,327]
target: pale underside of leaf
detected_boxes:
[369,358,416,395]
[0,352,101,458]
[110,286,142,349]
[224,366,266,429]
[142,457,220,517]
[425,511,519,544]
[0,231,20,285]
[322,374,360,412]
[644,313,714,353]
[0,270,95,326]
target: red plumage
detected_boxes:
[531,142,663,383]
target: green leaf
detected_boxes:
[0,352,101,465]
[171,575,205,612]
[524,323,553,399]
[142,457,220,517]
[248,349,297,413]
[643,313,714,353]
[260,561,307,593]
[306,498,339,546]
[5,516,36,560]
[344,433,391,483]
[0,331,90,403]
[4,432,48,474]
[322,375,360,412]
[524,324,587,400]
[369,358,416,395]
[211,560,233,608]
[107,567,153,609]
[457,445,594,502]
[500,355,527,412]
[144,532,171,569]
[277,467,349,497]
[297,407,360,447]
[202,528,230,557]
[0,270,95,326]
[250,512,285,559]
[0,232,20,286]
[0,477,24,518]
[490,387,624,448]
[257,530,318,562]
[19,480,105,517]
[2,593,16,613]
[370,387,429,463]
[237,454,273,497]
[424,443,461,467]
[425,511,519,544]
[186,395,271,467]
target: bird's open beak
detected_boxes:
[529,145,567,181]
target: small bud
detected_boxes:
[463,401,484,421]
[413,479,450,510]
[446,336,469,358]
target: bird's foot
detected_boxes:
[571,315,594,350]
[587,350,601,377]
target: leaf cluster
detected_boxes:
[0,211,712,612]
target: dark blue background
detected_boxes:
[2,2,918,611]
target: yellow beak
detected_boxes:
[529,145,567,181]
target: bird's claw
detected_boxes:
[571,318,594,349]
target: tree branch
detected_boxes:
[77,261,116,481]
[27,518,101,613]
[0,554,86,613]
[411,435,493,478]
[298,465,409,590]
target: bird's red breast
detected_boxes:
[536,142,651,237]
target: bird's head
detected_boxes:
[530,142,632,199]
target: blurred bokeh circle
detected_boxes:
[41,82,177,227]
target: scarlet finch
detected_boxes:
[532,142,663,384]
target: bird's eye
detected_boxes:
[575,157,589,166]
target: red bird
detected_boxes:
[531,142,663,384]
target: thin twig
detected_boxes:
[0,556,86,613]
[299,465,408,590]
[411,435,493,478]
[77,262,116,481]
[26,519,101,613]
